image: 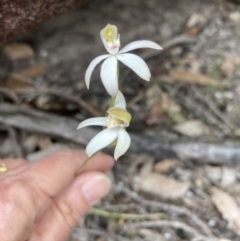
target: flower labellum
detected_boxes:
[106,107,132,128]
[85,24,163,96]
[100,24,120,54]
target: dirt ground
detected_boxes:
[1,0,240,240]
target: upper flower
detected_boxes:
[85,24,163,97]
[77,91,131,160]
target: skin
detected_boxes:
[0,149,113,241]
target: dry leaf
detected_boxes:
[3,43,35,60]
[235,128,240,136]
[38,136,53,150]
[139,159,154,177]
[161,93,186,123]
[0,64,45,89]
[211,187,240,236]
[229,11,240,23]
[221,55,240,77]
[145,104,164,125]
[186,13,207,28]
[173,120,210,137]
[138,173,190,199]
[23,135,39,153]
[145,85,185,125]
[169,69,217,86]
[185,13,207,36]
[154,159,183,173]
[145,85,164,125]
[16,64,45,78]
[204,166,237,188]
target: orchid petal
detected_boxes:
[114,91,126,109]
[119,40,162,54]
[116,53,151,81]
[85,55,109,89]
[86,127,119,157]
[100,55,118,96]
[114,128,131,160]
[77,117,107,130]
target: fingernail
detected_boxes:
[82,174,111,205]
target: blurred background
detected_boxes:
[1,0,240,240]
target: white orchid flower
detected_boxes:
[85,23,163,97]
[77,91,131,160]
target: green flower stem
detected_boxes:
[75,152,98,175]
[89,207,165,220]
[109,96,116,109]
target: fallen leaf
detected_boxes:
[173,120,210,137]
[17,64,45,78]
[23,134,39,153]
[139,158,154,177]
[3,43,35,60]
[161,92,186,123]
[145,85,164,125]
[145,104,164,125]
[229,11,240,23]
[186,13,207,28]
[138,173,190,199]
[145,85,186,125]
[221,55,240,77]
[154,159,183,173]
[169,69,217,86]
[0,64,45,89]
[185,13,207,36]
[38,136,53,150]
[35,94,64,110]
[211,187,240,236]
[204,166,237,188]
[235,128,240,136]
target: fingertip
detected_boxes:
[75,172,112,205]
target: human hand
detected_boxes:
[0,149,113,241]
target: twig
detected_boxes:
[0,124,23,157]
[0,87,19,103]
[141,34,197,61]
[123,220,202,238]
[116,185,215,238]
[84,228,144,241]
[183,95,230,136]
[164,84,229,136]
[6,126,23,158]
[89,207,165,220]
[0,103,240,163]
[191,85,234,134]
[16,87,102,116]
[9,73,42,88]
[120,35,197,82]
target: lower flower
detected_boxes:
[77,91,131,160]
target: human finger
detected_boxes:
[26,149,113,197]
[30,172,111,241]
